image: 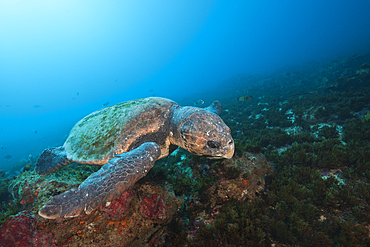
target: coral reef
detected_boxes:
[8,170,81,213]
[98,188,133,220]
[34,183,182,246]
[1,51,370,246]
[0,210,55,246]
[139,194,167,220]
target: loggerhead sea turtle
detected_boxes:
[36,97,234,219]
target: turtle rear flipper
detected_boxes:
[35,147,72,175]
[38,142,161,219]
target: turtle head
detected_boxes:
[170,105,234,159]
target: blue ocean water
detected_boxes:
[1,0,370,172]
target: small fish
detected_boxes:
[33,105,42,108]
[237,130,243,137]
[361,112,370,123]
[77,92,79,95]
[4,155,11,159]
[34,130,38,134]
[194,99,205,106]
[149,89,154,92]
[237,96,253,101]
[102,102,110,106]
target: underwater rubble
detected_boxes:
[1,51,370,246]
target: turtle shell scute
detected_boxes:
[64,97,176,163]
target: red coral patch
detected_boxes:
[0,210,55,246]
[99,188,133,220]
[139,194,166,220]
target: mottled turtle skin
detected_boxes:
[36,97,234,219]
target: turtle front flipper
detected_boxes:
[35,147,72,175]
[38,142,161,219]
[204,101,221,115]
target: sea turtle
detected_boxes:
[36,97,234,219]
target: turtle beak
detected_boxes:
[207,138,234,159]
[224,143,234,159]
[222,139,234,159]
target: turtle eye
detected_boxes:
[207,141,220,149]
